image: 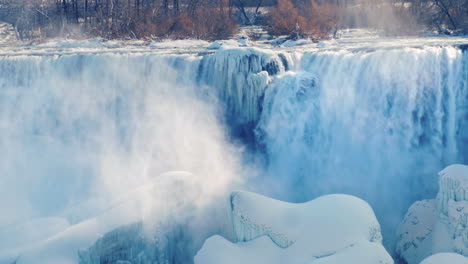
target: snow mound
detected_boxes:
[396,164,468,264]
[195,191,393,264]
[420,253,467,264]
[1,171,202,264]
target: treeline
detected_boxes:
[0,0,467,41]
[3,0,238,39]
[409,0,467,33]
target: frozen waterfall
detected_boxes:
[0,39,467,263]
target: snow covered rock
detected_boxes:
[78,222,195,264]
[237,36,250,47]
[281,38,313,47]
[396,164,468,264]
[195,191,393,264]
[207,41,223,50]
[420,253,467,264]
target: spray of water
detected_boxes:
[0,53,247,256]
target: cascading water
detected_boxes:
[256,46,468,249]
[0,37,467,263]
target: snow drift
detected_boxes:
[195,191,393,264]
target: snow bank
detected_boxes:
[281,38,313,47]
[195,191,393,264]
[37,39,104,48]
[420,253,467,264]
[149,39,209,49]
[396,164,468,264]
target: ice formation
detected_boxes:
[396,164,468,264]
[198,48,291,123]
[195,191,393,264]
[0,32,467,263]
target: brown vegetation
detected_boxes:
[0,0,467,41]
[266,0,338,40]
[2,0,238,40]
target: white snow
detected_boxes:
[237,36,250,47]
[207,41,223,50]
[195,191,393,264]
[396,164,468,264]
[281,38,313,47]
[149,39,209,49]
[420,253,468,264]
[395,200,438,264]
[0,23,17,44]
[37,39,104,48]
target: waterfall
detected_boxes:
[0,42,466,263]
[256,46,468,248]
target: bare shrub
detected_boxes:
[266,0,338,40]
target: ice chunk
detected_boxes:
[436,164,468,215]
[420,253,467,264]
[396,164,468,264]
[195,191,392,264]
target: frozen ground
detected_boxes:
[0,23,467,56]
